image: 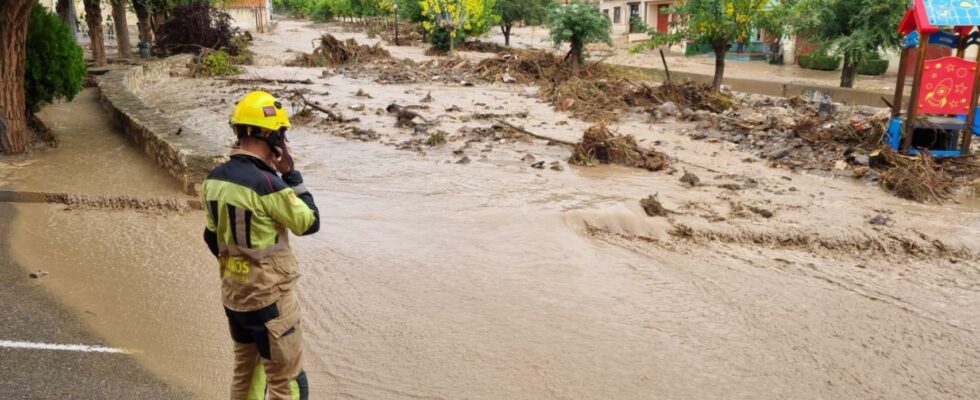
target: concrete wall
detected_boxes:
[228,7,270,34]
[97,55,227,195]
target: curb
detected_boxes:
[97,55,227,196]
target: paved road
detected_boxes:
[0,203,190,399]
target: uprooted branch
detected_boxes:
[288,90,356,123]
[495,120,576,146]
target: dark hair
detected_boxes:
[233,124,263,140]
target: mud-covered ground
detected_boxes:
[5,19,980,400]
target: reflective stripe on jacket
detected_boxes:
[203,149,319,311]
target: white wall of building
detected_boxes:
[600,0,676,39]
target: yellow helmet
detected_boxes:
[229,91,291,134]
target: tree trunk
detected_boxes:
[56,0,80,40]
[56,0,70,24]
[449,29,455,53]
[152,11,166,36]
[712,42,727,90]
[133,0,153,43]
[569,40,582,76]
[501,23,511,47]
[0,0,34,155]
[83,0,107,66]
[840,52,857,88]
[111,0,131,58]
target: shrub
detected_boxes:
[429,25,463,52]
[156,2,240,55]
[857,54,889,75]
[25,2,86,112]
[309,0,335,21]
[629,15,649,34]
[198,50,243,76]
[798,51,841,71]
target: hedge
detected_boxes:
[857,58,889,75]
[798,52,841,71]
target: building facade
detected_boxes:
[225,0,272,33]
[598,0,675,37]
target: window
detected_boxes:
[603,9,610,19]
[613,6,621,24]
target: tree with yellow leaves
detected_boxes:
[421,0,499,52]
[633,0,778,89]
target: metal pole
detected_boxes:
[892,46,910,117]
[394,0,400,46]
[902,33,931,154]
[960,42,980,154]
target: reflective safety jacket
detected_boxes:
[202,149,320,312]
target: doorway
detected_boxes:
[657,4,670,34]
[628,3,641,33]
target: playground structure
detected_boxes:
[888,0,980,156]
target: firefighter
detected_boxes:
[203,90,320,400]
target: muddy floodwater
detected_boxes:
[5,21,980,400]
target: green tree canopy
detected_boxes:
[26,2,85,112]
[547,3,611,72]
[421,0,500,51]
[494,0,549,46]
[634,0,776,89]
[789,0,904,87]
[398,0,426,23]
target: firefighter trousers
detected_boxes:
[225,290,308,400]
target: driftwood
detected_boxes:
[290,89,344,122]
[495,120,576,146]
[386,103,426,127]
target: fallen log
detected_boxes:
[495,120,576,146]
[290,89,346,122]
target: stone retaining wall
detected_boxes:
[97,55,226,196]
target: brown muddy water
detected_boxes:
[5,26,980,400]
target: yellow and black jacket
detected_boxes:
[203,149,320,312]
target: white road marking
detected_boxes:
[0,340,129,354]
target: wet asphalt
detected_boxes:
[0,203,192,399]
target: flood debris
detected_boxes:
[877,148,956,202]
[288,89,358,123]
[287,34,390,67]
[29,270,49,279]
[569,125,669,171]
[869,214,891,226]
[493,120,574,145]
[334,127,379,141]
[386,103,426,127]
[426,131,448,146]
[459,40,507,53]
[680,170,700,187]
[641,194,671,217]
[681,94,888,172]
